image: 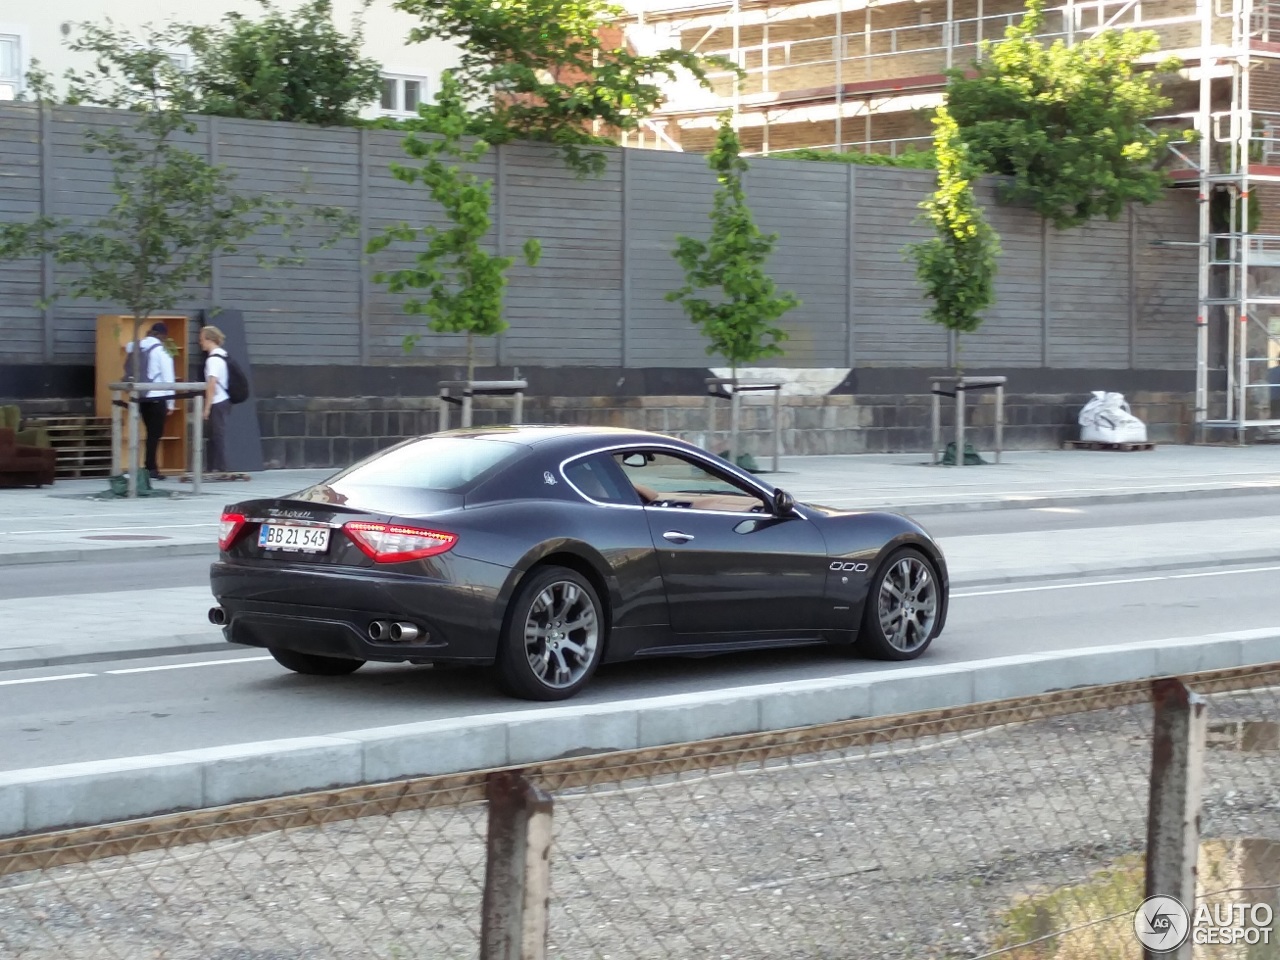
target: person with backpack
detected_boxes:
[199,325,235,474]
[124,321,176,481]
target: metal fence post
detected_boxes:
[772,386,782,473]
[480,770,555,960]
[1144,677,1208,960]
[729,387,741,465]
[127,389,140,498]
[930,380,941,465]
[111,393,122,475]
[192,395,204,498]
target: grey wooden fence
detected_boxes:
[0,102,1199,371]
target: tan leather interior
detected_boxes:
[630,484,761,513]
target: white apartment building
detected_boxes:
[0,0,460,118]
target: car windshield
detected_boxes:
[328,437,522,492]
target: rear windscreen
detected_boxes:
[326,438,523,492]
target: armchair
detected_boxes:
[0,427,57,488]
[0,405,51,450]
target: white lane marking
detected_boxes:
[953,564,1280,598]
[1032,507,1085,514]
[0,673,96,686]
[106,656,273,675]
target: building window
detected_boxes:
[379,75,427,118]
[0,34,21,100]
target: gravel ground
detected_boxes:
[2,689,1277,960]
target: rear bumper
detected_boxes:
[210,560,498,664]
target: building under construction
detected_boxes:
[619,0,1280,436]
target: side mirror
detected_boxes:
[772,488,797,517]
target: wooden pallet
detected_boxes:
[33,416,114,478]
[1063,439,1156,452]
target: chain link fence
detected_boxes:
[2,664,1278,960]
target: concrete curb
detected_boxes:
[0,542,215,568]
[0,638,235,672]
[3,629,1279,837]
[893,481,1280,517]
[950,549,1280,589]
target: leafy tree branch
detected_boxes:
[668,116,799,381]
[0,22,355,356]
[906,106,1000,374]
[945,0,1179,229]
[367,72,541,381]
[393,0,724,176]
[184,0,383,127]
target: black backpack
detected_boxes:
[225,355,250,405]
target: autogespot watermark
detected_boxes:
[1133,895,1274,952]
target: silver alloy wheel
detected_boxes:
[877,555,938,653]
[523,580,600,689]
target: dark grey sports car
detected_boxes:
[209,426,948,700]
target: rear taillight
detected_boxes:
[218,512,246,550]
[343,521,458,563]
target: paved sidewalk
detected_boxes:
[1,444,1278,670]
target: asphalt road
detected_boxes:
[2,494,1278,772]
[5,492,1280,601]
[1,562,1278,772]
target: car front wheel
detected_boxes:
[268,646,366,676]
[857,547,940,660]
[496,566,604,701]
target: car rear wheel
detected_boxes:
[856,547,939,660]
[268,646,366,676]
[496,566,604,701]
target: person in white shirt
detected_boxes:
[199,325,232,474]
[124,321,176,481]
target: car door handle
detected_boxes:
[662,530,695,543]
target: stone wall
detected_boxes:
[252,390,1198,468]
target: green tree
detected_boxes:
[0,22,353,493]
[906,107,1001,374]
[668,118,798,458]
[367,72,542,382]
[185,0,383,127]
[945,0,1178,229]
[393,0,720,176]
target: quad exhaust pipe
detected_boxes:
[368,620,422,643]
[208,606,227,626]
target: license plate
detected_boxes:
[258,524,330,553]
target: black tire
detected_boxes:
[495,566,605,701]
[268,646,365,676]
[856,547,941,661]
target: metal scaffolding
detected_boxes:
[1192,0,1280,439]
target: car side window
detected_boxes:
[613,450,767,514]
[564,454,641,506]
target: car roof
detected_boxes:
[434,424,686,454]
